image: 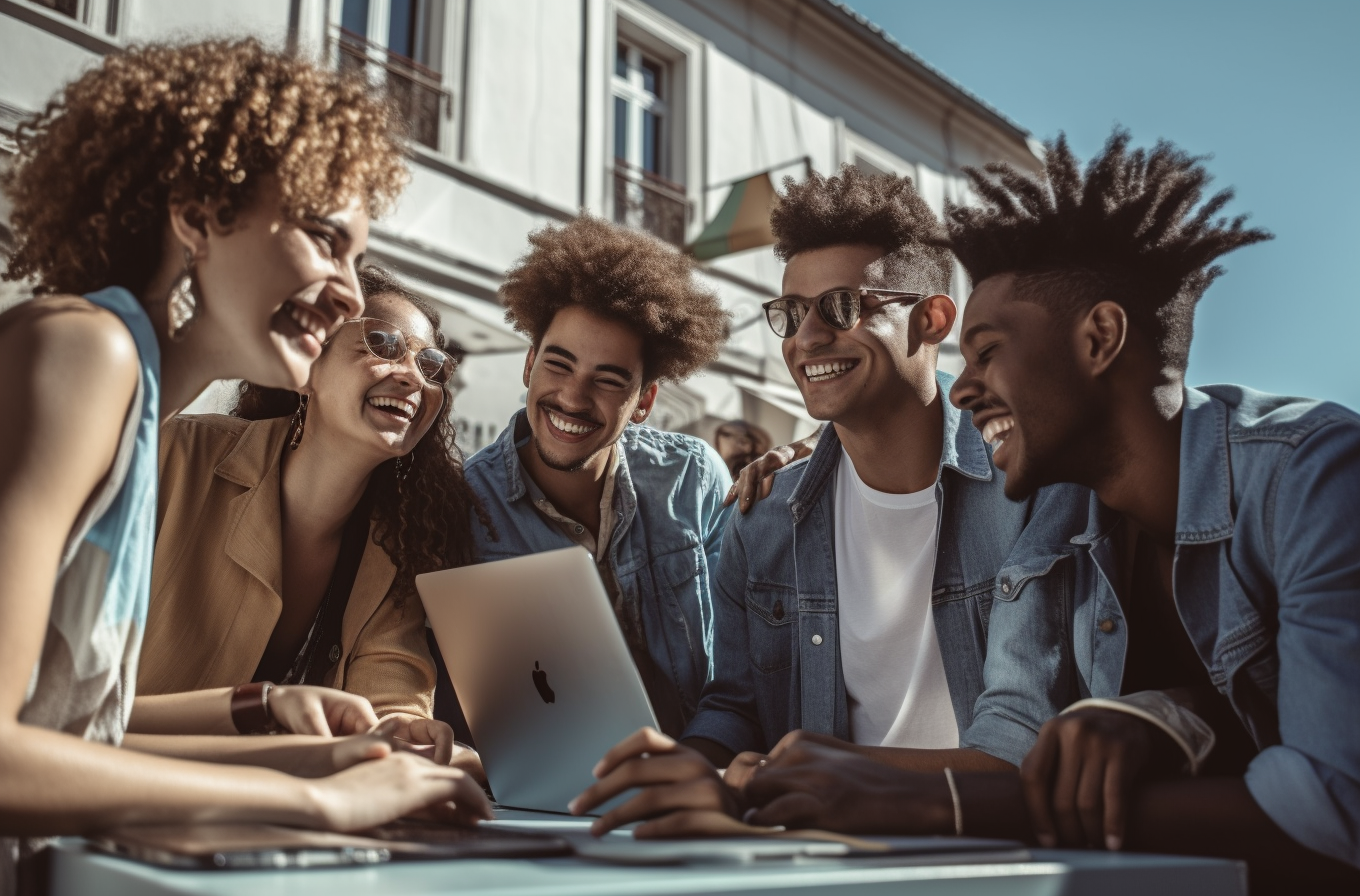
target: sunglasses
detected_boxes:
[337,318,458,386]
[762,288,926,339]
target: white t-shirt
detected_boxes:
[834,448,959,749]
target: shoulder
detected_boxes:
[1197,384,1360,445]
[461,439,504,489]
[623,425,728,481]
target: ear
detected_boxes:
[1079,301,1128,376]
[522,345,537,389]
[915,294,957,346]
[166,200,214,261]
[631,381,659,424]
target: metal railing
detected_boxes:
[612,160,689,246]
[331,27,451,150]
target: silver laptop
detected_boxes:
[417,546,659,814]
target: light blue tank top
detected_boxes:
[17,286,161,743]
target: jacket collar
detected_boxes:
[787,370,992,522]
[1174,386,1235,544]
[217,417,292,596]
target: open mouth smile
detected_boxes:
[980,415,1016,466]
[802,360,859,383]
[544,408,601,440]
[368,395,418,421]
[276,299,333,349]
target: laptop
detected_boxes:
[417,546,659,814]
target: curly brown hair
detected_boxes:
[499,215,729,383]
[1,37,409,297]
[943,129,1272,371]
[771,165,953,295]
[234,265,493,602]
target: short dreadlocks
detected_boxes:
[943,129,1272,370]
[500,215,729,383]
[771,164,952,295]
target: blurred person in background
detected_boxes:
[713,419,771,480]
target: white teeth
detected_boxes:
[981,416,1015,447]
[285,301,327,344]
[803,360,856,382]
[547,410,600,435]
[368,396,417,419]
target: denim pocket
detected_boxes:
[745,583,795,673]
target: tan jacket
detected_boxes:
[138,414,434,718]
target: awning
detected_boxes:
[730,375,816,428]
[688,171,780,261]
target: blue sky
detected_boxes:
[846,0,1360,408]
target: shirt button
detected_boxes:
[574,525,584,534]
[1099,619,1115,634]
[1000,581,1012,594]
[328,644,341,663]
[811,634,823,646]
[772,600,785,621]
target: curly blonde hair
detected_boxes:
[1,38,410,297]
[500,215,729,383]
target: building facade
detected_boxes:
[0,0,1040,452]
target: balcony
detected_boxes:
[331,27,450,151]
[612,160,689,246]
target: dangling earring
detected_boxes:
[395,453,411,496]
[166,247,198,342]
[288,394,309,450]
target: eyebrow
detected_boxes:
[961,322,1003,344]
[308,215,353,244]
[542,344,636,382]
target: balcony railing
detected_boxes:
[612,160,689,246]
[331,27,450,150]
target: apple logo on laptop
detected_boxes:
[532,661,555,704]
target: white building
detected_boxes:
[0,0,1040,452]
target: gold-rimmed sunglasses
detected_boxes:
[334,318,459,386]
[762,288,926,339]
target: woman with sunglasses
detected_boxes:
[0,40,488,888]
[135,264,489,777]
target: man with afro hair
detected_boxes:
[570,165,1100,834]
[441,215,733,741]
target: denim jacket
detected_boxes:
[462,410,733,735]
[1067,385,1360,868]
[683,372,1094,766]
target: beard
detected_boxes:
[533,434,592,473]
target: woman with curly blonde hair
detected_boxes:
[0,38,487,889]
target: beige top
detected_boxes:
[138,415,435,719]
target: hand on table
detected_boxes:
[742,739,954,834]
[568,727,740,838]
[267,685,381,737]
[1021,707,1171,851]
[373,714,488,787]
[724,728,865,790]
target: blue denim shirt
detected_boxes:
[683,372,1094,766]
[462,410,733,736]
[1066,385,1360,868]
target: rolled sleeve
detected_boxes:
[959,708,1043,768]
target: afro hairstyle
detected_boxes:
[499,215,729,383]
[943,128,1272,371]
[770,164,953,295]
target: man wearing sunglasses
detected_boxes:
[438,215,733,740]
[570,165,1098,833]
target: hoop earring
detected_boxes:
[288,394,309,450]
[166,247,198,342]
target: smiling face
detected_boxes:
[183,176,369,391]
[780,244,945,427]
[303,293,445,460]
[950,273,1106,499]
[521,303,656,473]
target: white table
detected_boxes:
[49,811,1246,896]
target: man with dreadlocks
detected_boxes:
[569,165,1101,836]
[728,131,1360,891]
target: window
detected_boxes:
[332,0,450,150]
[24,0,119,34]
[611,40,686,245]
